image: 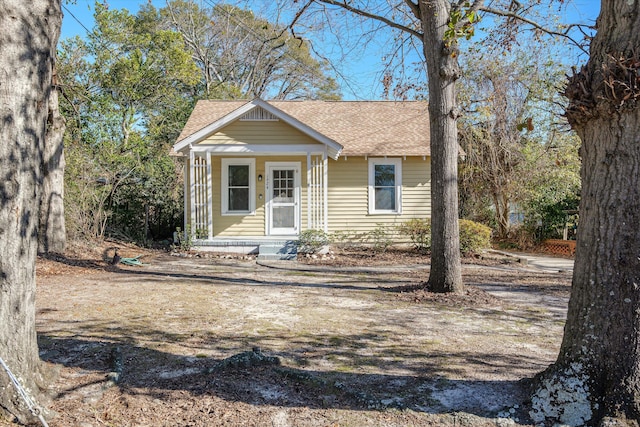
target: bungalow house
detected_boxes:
[172,98,431,256]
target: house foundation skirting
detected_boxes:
[193,238,297,255]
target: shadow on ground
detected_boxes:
[38,334,533,423]
[34,253,568,425]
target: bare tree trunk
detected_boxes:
[421,0,463,293]
[39,67,67,254]
[530,0,640,424]
[0,0,61,422]
[492,191,510,239]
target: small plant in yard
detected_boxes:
[297,229,329,254]
[459,219,492,255]
[195,228,208,239]
[368,224,392,253]
[329,230,352,253]
[397,218,431,254]
[172,226,193,252]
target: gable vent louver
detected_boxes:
[239,107,279,121]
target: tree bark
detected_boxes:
[39,67,67,254]
[530,0,640,424]
[0,0,61,423]
[421,0,464,293]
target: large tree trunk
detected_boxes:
[39,67,67,254]
[421,0,463,293]
[0,0,61,423]
[530,0,640,425]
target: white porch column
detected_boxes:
[307,152,312,230]
[183,158,188,234]
[189,150,196,239]
[206,151,213,240]
[313,156,319,229]
[323,151,328,233]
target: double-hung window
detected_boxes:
[221,158,255,215]
[368,158,402,214]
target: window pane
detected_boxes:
[273,190,294,203]
[272,169,294,202]
[228,165,249,186]
[375,165,395,186]
[375,187,395,210]
[229,188,249,211]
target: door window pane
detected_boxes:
[273,206,294,228]
[272,169,294,203]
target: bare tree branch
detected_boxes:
[288,0,314,37]
[313,0,423,39]
[479,5,589,54]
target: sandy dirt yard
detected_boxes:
[7,248,571,426]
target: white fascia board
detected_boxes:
[191,144,328,155]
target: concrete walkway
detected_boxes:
[489,250,574,274]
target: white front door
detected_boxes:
[266,162,300,235]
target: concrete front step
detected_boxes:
[257,241,298,260]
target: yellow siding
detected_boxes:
[402,158,432,217]
[198,119,320,146]
[185,153,430,239]
[326,157,431,237]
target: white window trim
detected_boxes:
[221,158,256,216]
[368,157,402,215]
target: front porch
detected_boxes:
[191,237,298,260]
[188,151,329,244]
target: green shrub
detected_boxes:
[298,229,329,254]
[397,218,431,254]
[195,228,208,239]
[459,219,492,255]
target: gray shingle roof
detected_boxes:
[176,99,430,157]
